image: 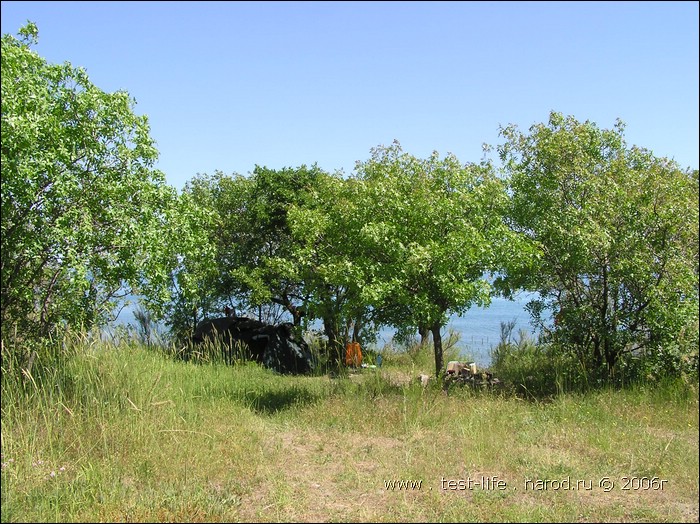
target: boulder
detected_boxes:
[189,316,314,374]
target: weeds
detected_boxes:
[1,328,698,522]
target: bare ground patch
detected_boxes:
[236,425,433,522]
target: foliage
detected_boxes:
[3,20,697,396]
[171,165,332,347]
[152,186,218,344]
[221,164,329,324]
[287,170,377,362]
[350,141,515,376]
[1,23,182,347]
[497,111,699,375]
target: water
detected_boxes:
[114,293,540,367]
[375,294,539,367]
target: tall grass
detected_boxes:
[490,320,699,399]
[2,330,698,522]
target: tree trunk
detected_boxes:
[592,336,603,367]
[323,315,343,367]
[601,262,610,373]
[274,295,305,327]
[352,317,362,344]
[431,321,444,379]
[289,305,304,326]
[418,323,430,346]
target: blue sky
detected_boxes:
[2,1,698,191]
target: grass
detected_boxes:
[1,334,698,523]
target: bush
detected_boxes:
[491,318,700,400]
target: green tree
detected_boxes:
[236,164,329,325]
[180,165,367,365]
[287,172,373,364]
[497,111,699,374]
[351,141,513,377]
[146,187,218,345]
[180,165,330,324]
[1,23,180,344]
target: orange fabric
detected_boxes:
[345,341,363,367]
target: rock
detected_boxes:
[189,316,314,374]
[443,360,502,391]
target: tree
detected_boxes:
[1,23,180,344]
[145,187,218,346]
[235,164,328,325]
[497,111,699,373]
[287,172,373,364]
[351,141,513,377]
[181,165,328,325]
[179,165,371,365]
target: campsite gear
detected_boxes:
[443,362,502,391]
[345,341,363,367]
[189,317,314,374]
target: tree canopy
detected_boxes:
[344,141,516,375]
[1,23,183,341]
[497,111,699,372]
[2,23,696,382]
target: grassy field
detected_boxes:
[1,336,698,523]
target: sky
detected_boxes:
[1,1,698,191]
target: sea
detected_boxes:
[114,292,541,368]
[374,293,540,367]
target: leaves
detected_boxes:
[1,23,183,339]
[498,111,699,370]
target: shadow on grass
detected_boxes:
[240,385,322,415]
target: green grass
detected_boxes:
[1,335,698,522]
